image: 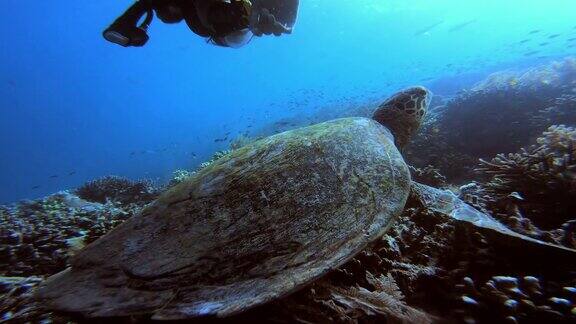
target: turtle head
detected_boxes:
[372,86,431,148]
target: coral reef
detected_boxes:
[406,57,576,184]
[258,272,434,324]
[0,191,143,323]
[457,181,491,214]
[475,125,576,248]
[75,176,158,206]
[4,57,576,321]
[0,192,133,277]
[455,275,576,323]
[472,57,576,92]
[2,181,575,323]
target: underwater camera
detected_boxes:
[103,1,154,47]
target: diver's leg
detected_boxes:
[103,1,153,47]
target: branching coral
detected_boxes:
[256,271,433,324]
[476,125,576,246]
[75,176,158,206]
[322,272,432,323]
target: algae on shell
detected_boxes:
[37,117,411,320]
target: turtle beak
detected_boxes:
[422,87,433,108]
[413,86,432,105]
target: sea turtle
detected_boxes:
[36,87,431,320]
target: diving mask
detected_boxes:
[210,28,253,48]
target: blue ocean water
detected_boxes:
[1,0,575,203]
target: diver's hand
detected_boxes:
[253,9,291,36]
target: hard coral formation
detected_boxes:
[455,275,576,323]
[406,57,576,183]
[0,190,147,323]
[476,125,576,248]
[473,57,576,92]
[0,192,132,277]
[251,272,433,324]
[75,175,158,206]
[2,181,574,323]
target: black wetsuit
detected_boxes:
[251,0,299,29]
[181,0,300,37]
[105,0,299,47]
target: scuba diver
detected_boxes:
[103,0,299,48]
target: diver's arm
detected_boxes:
[250,0,299,36]
[268,0,299,28]
[252,9,290,36]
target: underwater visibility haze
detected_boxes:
[1,0,576,323]
[1,0,575,202]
